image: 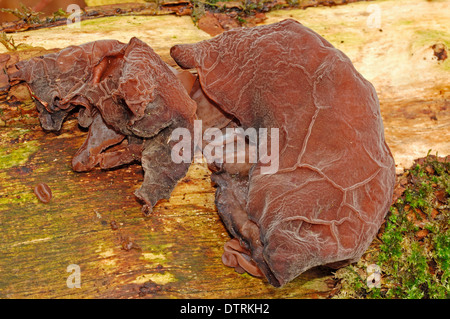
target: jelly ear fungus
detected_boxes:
[171,19,396,287]
[11,37,197,215]
[7,20,396,288]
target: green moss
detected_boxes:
[0,191,35,207]
[333,152,450,299]
[0,140,39,170]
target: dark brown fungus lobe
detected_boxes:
[11,37,197,214]
[222,238,264,277]
[34,183,52,203]
[431,43,448,61]
[0,54,11,92]
[10,40,127,131]
[72,112,126,172]
[110,220,119,230]
[171,19,396,287]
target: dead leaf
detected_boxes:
[415,229,429,240]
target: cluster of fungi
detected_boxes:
[3,19,395,287]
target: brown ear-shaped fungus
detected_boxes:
[171,19,396,287]
[10,40,127,131]
[11,37,197,214]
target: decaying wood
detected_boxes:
[0,0,449,298]
[0,118,333,298]
[0,2,187,33]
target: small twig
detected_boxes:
[0,3,43,24]
[0,32,18,51]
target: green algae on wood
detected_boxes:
[412,29,450,70]
[0,140,38,170]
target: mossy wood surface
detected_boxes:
[1,0,449,298]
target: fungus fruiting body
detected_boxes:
[11,37,197,214]
[171,19,396,287]
[34,182,52,203]
[7,19,396,288]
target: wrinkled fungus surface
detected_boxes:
[7,19,396,288]
[10,37,197,214]
[171,19,396,287]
